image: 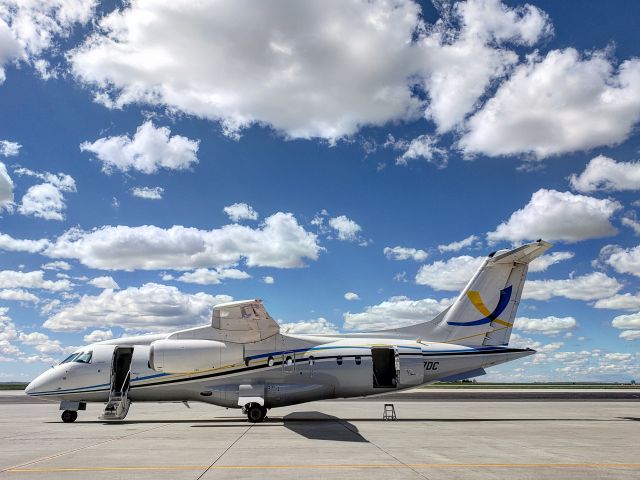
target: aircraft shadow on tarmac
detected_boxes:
[279,412,367,442]
[189,411,368,442]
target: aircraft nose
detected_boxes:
[25,369,54,396]
[25,379,37,396]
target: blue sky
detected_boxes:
[1,0,640,381]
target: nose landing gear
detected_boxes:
[244,403,267,423]
[61,410,78,423]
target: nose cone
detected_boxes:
[25,377,38,396]
[25,368,58,396]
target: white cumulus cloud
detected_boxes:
[41,261,70,271]
[594,293,640,311]
[14,168,76,221]
[0,140,20,157]
[43,283,232,332]
[80,121,199,174]
[415,255,484,291]
[69,0,551,141]
[460,49,640,158]
[0,233,49,252]
[18,331,71,356]
[419,0,552,133]
[515,316,577,335]
[619,330,640,341]
[262,276,274,285]
[343,295,453,331]
[328,215,362,242]
[131,186,164,200]
[344,292,359,301]
[177,268,250,285]
[599,244,640,277]
[0,270,70,291]
[280,318,339,335]
[44,212,321,271]
[0,0,97,83]
[487,189,621,243]
[523,272,622,301]
[569,155,640,193]
[611,312,640,341]
[83,329,113,344]
[88,276,119,290]
[0,289,39,303]
[437,235,480,253]
[395,135,448,167]
[384,246,428,262]
[223,203,258,222]
[621,216,640,236]
[528,251,574,273]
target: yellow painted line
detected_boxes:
[0,424,169,474]
[8,463,640,473]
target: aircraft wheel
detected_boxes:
[246,404,266,423]
[61,410,78,423]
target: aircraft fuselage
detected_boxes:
[26,333,532,408]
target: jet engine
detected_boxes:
[148,339,243,374]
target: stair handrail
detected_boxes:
[119,370,131,395]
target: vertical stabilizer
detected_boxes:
[437,240,552,346]
[384,240,552,346]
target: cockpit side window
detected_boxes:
[59,352,80,364]
[74,351,93,364]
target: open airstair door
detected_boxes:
[372,347,398,388]
[100,346,133,421]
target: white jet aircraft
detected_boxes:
[26,240,551,423]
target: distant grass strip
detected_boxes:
[0,383,28,391]
[424,382,640,389]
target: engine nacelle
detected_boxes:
[149,339,243,374]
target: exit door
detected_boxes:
[110,347,133,395]
[371,347,398,388]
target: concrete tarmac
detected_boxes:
[0,392,638,480]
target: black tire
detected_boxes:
[246,404,266,423]
[61,410,77,423]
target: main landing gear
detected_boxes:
[244,403,268,423]
[61,410,78,423]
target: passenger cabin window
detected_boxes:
[355,356,362,365]
[74,351,92,364]
[337,356,343,365]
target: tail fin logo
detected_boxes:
[447,285,513,327]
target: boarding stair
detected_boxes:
[100,370,131,420]
[100,346,133,421]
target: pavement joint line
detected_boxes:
[195,423,254,480]
[7,463,640,473]
[0,422,170,474]
[337,419,431,480]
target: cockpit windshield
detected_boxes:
[59,352,80,364]
[74,351,92,364]
[58,350,93,365]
